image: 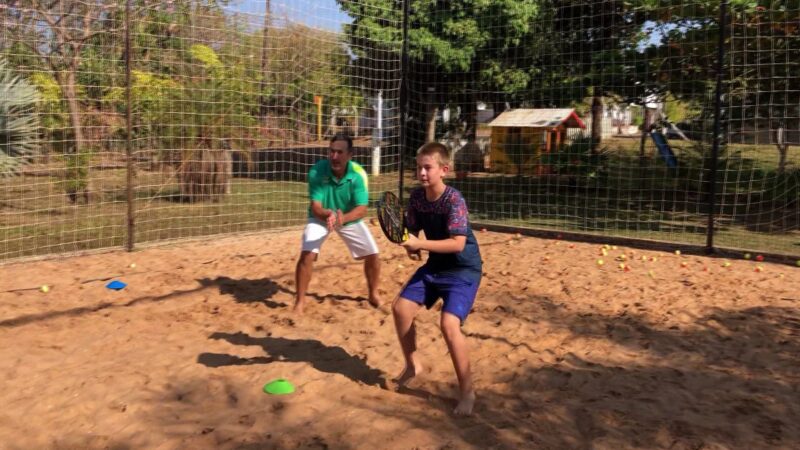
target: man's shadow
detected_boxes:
[198,276,367,308]
[198,331,386,388]
[198,277,287,308]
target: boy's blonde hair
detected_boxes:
[416,142,450,167]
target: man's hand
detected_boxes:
[336,209,345,228]
[325,210,338,231]
[325,209,345,231]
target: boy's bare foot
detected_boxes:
[293,300,305,315]
[454,391,476,416]
[393,362,423,387]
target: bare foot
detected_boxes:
[454,391,476,416]
[368,295,382,308]
[393,362,423,388]
[293,300,305,315]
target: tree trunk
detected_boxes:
[591,95,603,153]
[425,103,438,143]
[777,145,788,174]
[776,127,788,174]
[61,69,91,203]
[639,107,652,166]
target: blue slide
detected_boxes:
[651,131,678,169]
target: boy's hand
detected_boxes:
[406,248,421,261]
[401,233,422,252]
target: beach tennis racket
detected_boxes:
[376,191,421,260]
[376,191,409,244]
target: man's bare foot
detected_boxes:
[293,300,305,315]
[367,295,382,308]
[454,391,476,416]
[393,362,423,388]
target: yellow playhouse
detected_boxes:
[488,108,586,175]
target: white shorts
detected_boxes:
[301,219,379,259]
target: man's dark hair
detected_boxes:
[330,132,353,152]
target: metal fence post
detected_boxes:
[706,0,728,253]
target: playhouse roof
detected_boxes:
[488,108,586,129]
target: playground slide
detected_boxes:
[650,131,678,168]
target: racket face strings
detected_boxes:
[377,191,408,244]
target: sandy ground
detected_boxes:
[1,224,799,450]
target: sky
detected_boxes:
[230,0,352,32]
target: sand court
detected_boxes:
[1,225,799,449]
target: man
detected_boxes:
[294,133,381,314]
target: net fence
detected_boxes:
[1,0,798,262]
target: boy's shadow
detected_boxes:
[198,331,386,388]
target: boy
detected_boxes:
[392,142,482,415]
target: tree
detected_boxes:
[2,1,128,200]
[633,1,799,171]
[0,58,41,177]
[337,0,545,150]
[538,0,650,152]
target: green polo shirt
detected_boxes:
[308,159,369,225]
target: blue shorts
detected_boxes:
[399,266,480,323]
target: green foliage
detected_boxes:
[541,136,608,179]
[63,151,91,195]
[762,169,800,207]
[663,96,700,124]
[338,0,545,112]
[0,59,41,177]
[104,71,180,124]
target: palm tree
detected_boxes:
[0,59,41,177]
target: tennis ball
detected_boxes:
[129,263,136,268]
[647,270,655,278]
[596,259,604,266]
[754,265,763,273]
[618,263,626,270]
[744,253,751,260]
[681,262,688,268]
[675,250,681,256]
[796,260,800,267]
[515,233,522,239]
[723,261,731,268]
[40,285,49,293]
